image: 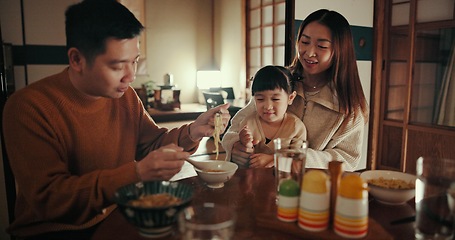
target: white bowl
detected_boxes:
[194,160,238,188]
[360,170,416,205]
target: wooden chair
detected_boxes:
[1,119,16,226]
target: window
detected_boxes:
[246,0,290,93]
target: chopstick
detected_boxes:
[390,216,415,225]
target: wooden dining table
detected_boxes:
[91,166,416,240]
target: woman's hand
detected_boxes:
[136,144,188,180]
[231,141,254,166]
[249,153,274,168]
[189,103,231,141]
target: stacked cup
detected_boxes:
[297,170,330,231]
[273,138,307,222]
[334,174,369,238]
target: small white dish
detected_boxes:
[194,160,238,188]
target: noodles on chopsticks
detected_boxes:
[213,112,222,160]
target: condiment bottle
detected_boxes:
[297,170,330,231]
[329,160,343,226]
[277,179,300,222]
[334,174,369,239]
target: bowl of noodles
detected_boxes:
[113,181,193,238]
[194,160,238,189]
[360,170,416,205]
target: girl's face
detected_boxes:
[297,22,334,76]
[254,88,296,124]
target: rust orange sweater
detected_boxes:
[3,68,199,237]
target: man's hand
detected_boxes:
[189,103,231,141]
[136,144,188,181]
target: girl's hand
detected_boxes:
[239,126,259,148]
[249,153,274,168]
[239,126,254,148]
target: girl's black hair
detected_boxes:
[251,65,293,96]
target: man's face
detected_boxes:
[80,37,140,99]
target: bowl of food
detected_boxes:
[113,181,193,238]
[360,170,416,205]
[193,160,238,188]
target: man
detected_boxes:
[2,0,230,238]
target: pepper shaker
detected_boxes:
[329,160,343,226]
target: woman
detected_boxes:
[222,9,369,171]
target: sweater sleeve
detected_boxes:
[135,102,199,160]
[221,99,255,161]
[2,94,140,228]
[305,111,367,171]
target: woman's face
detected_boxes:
[297,22,334,76]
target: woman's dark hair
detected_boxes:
[65,0,144,65]
[289,9,368,119]
[251,65,294,96]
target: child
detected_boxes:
[237,65,307,168]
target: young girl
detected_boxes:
[237,65,307,168]
[223,9,369,171]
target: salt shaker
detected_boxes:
[298,170,330,231]
[334,174,369,238]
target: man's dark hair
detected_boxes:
[65,0,144,64]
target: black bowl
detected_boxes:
[113,181,193,238]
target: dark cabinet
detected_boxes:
[372,0,455,173]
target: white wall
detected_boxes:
[141,0,210,103]
[217,0,246,100]
[139,0,244,103]
[296,0,374,170]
